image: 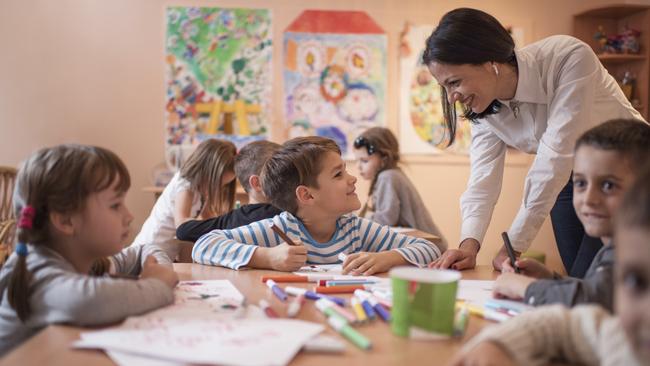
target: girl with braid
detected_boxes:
[352,127,447,251]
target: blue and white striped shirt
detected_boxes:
[192,212,442,270]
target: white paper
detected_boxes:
[77,319,323,366]
[294,264,382,282]
[295,264,343,274]
[456,280,495,304]
[74,281,324,366]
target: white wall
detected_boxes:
[3,0,648,272]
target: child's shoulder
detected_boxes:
[377,168,407,182]
[0,246,76,288]
[336,213,366,229]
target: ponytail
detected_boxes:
[8,206,36,322]
[360,174,379,218]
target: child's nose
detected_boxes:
[125,208,134,225]
[583,186,601,205]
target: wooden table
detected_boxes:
[1,265,498,366]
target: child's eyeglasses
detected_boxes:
[353,137,376,155]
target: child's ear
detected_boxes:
[49,211,77,236]
[295,185,314,206]
[248,175,263,193]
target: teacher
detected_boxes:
[425,8,644,275]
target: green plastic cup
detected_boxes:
[390,267,461,339]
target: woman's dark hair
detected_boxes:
[422,8,516,146]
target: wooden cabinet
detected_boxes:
[574,4,649,120]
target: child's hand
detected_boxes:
[448,341,517,366]
[502,257,553,279]
[493,272,535,300]
[141,256,179,289]
[342,251,407,275]
[265,242,308,272]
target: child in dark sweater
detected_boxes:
[176,141,282,242]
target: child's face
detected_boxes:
[72,180,133,258]
[615,226,650,364]
[572,146,636,240]
[310,151,361,215]
[353,148,382,180]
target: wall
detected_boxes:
[2,0,648,273]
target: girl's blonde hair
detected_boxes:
[180,139,236,216]
[353,127,400,217]
[9,144,131,322]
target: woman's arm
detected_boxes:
[431,122,507,270]
[508,42,599,253]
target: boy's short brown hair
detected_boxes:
[575,119,650,169]
[261,136,341,214]
[234,140,282,193]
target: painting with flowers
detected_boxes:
[398,24,471,155]
[165,7,272,169]
[283,10,387,157]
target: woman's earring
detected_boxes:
[492,64,499,76]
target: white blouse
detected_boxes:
[132,172,202,249]
[461,35,644,251]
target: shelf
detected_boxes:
[597,53,646,63]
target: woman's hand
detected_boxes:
[342,251,407,275]
[429,239,479,270]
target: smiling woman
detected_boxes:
[423,8,646,277]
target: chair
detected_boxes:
[0,166,17,266]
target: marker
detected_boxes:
[357,290,391,322]
[453,305,470,337]
[353,290,376,320]
[259,299,278,318]
[464,303,511,323]
[266,279,288,301]
[338,252,348,262]
[261,275,310,283]
[483,308,511,323]
[315,285,367,294]
[315,299,370,348]
[324,279,378,287]
[370,289,393,308]
[350,297,368,323]
[316,298,356,324]
[287,295,304,318]
[270,223,299,246]
[327,314,372,350]
[324,298,357,324]
[465,303,486,317]
[285,286,347,307]
[501,231,520,273]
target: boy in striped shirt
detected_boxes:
[192,136,443,275]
